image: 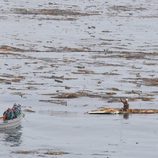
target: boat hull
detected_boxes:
[0,113,24,130]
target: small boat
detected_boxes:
[0,113,24,130]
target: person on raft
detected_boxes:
[120,98,129,111]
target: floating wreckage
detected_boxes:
[88,98,158,114]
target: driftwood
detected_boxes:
[88,108,158,114]
[88,98,158,114]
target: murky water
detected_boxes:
[0,0,158,157]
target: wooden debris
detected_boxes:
[88,98,158,114]
[88,108,120,114]
[23,109,36,113]
[88,107,158,114]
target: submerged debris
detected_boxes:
[13,8,99,16]
[143,78,158,86]
[12,149,69,156]
[13,150,36,154]
[39,99,67,106]
[48,91,102,99]
[44,151,69,155]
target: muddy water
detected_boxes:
[0,0,158,158]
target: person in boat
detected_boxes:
[3,104,21,121]
[3,110,7,120]
[3,108,15,120]
[13,104,21,118]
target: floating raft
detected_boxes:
[0,113,24,130]
[88,108,158,114]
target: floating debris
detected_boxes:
[23,109,36,113]
[88,98,158,114]
[39,99,67,106]
[0,45,26,52]
[55,79,63,83]
[88,108,158,114]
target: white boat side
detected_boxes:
[0,113,24,130]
